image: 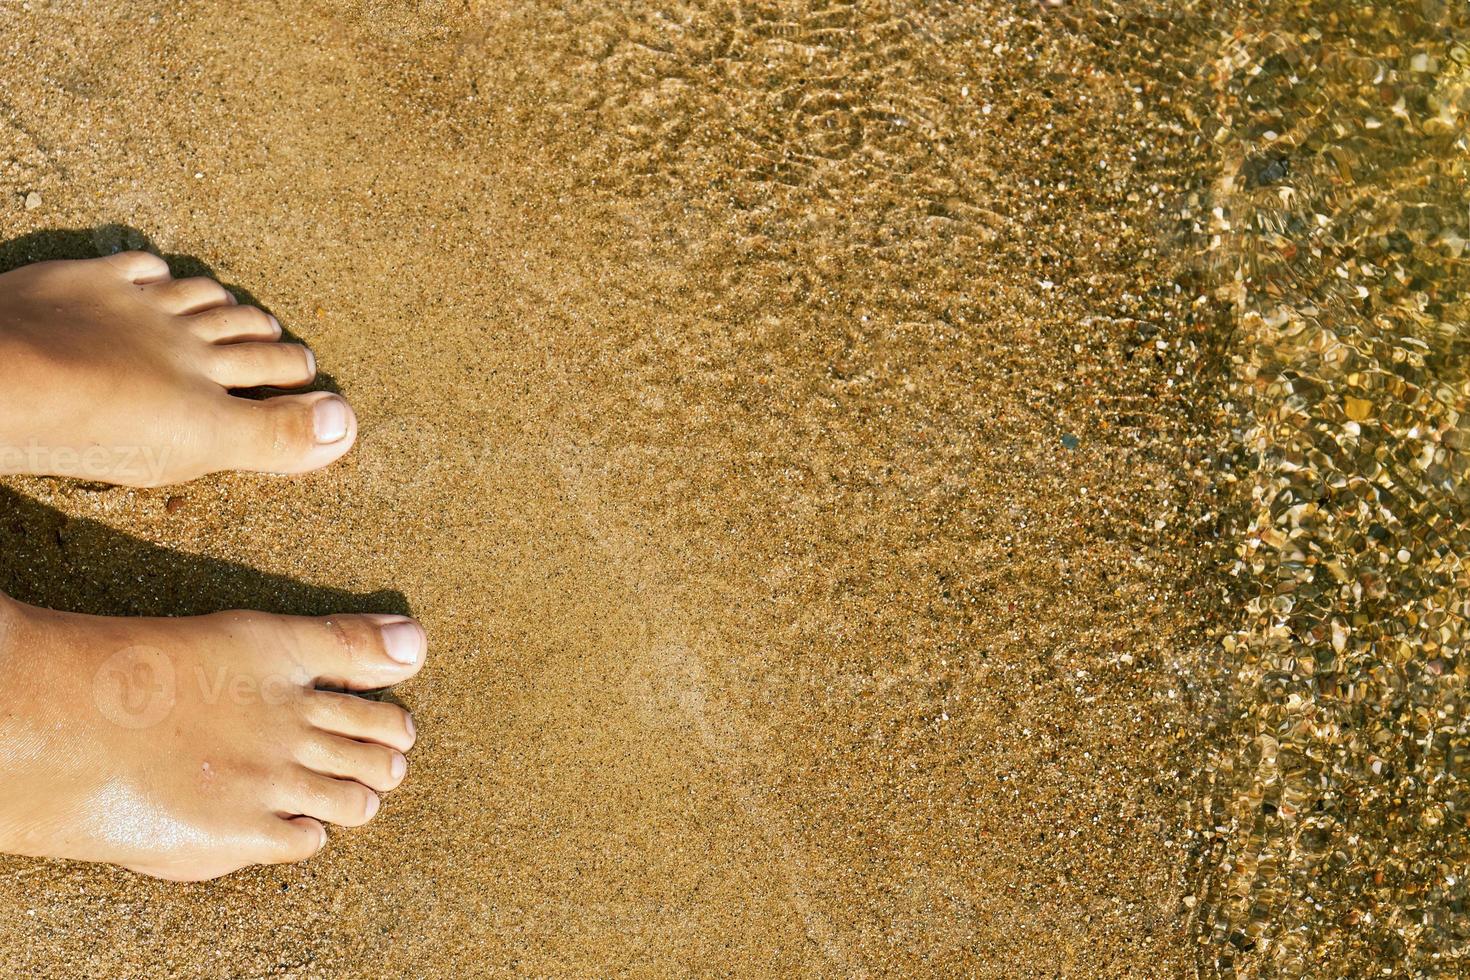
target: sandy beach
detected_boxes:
[11,0,1442,975]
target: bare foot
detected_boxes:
[0,252,356,486]
[0,592,424,881]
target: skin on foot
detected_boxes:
[0,252,356,486]
[0,593,424,881]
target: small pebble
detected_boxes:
[165,495,187,514]
[23,191,41,210]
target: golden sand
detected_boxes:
[0,1,1228,975]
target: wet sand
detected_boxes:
[0,1,1226,976]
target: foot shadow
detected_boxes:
[0,225,403,621]
[0,486,408,618]
[0,224,341,395]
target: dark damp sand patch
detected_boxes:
[0,0,1229,976]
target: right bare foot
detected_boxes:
[0,251,357,486]
[0,592,424,881]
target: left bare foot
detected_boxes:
[0,251,357,486]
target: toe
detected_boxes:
[102,250,171,284]
[218,391,357,475]
[189,305,282,343]
[281,770,381,828]
[303,690,417,752]
[289,614,427,690]
[154,276,235,313]
[261,816,328,866]
[297,733,407,792]
[206,342,316,389]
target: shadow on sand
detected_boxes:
[0,226,406,619]
[0,485,408,618]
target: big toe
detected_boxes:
[284,613,427,691]
[219,391,357,476]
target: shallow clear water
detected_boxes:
[454,0,1470,971]
[1192,0,1470,975]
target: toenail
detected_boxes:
[267,314,281,336]
[390,752,407,781]
[381,621,424,665]
[317,824,329,850]
[364,793,381,820]
[303,347,317,378]
[405,714,416,740]
[312,398,350,443]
